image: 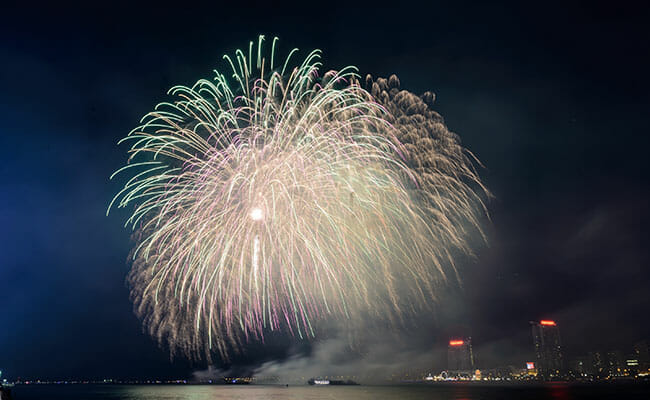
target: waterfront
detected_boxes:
[9,383,650,400]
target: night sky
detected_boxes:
[1,1,649,380]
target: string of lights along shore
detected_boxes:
[108,36,489,360]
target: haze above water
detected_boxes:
[11,383,650,400]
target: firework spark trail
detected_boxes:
[109,36,488,360]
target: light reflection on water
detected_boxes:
[11,383,650,400]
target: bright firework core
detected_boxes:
[250,207,264,221]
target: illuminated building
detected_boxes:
[530,320,564,380]
[625,357,640,375]
[588,351,606,378]
[606,350,625,377]
[633,341,649,372]
[526,361,538,377]
[447,338,474,372]
[569,356,590,379]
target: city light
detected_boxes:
[449,340,464,346]
[540,320,556,326]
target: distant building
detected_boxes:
[530,320,564,380]
[625,355,640,376]
[448,338,474,372]
[588,351,607,378]
[525,361,538,377]
[569,356,590,379]
[633,341,649,373]
[606,350,625,377]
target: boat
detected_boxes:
[308,378,359,385]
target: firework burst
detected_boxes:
[109,36,488,360]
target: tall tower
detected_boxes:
[530,320,564,380]
[447,337,474,372]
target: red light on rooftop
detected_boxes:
[449,340,464,346]
[540,320,556,326]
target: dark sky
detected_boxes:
[1,1,649,380]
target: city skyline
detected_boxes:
[3,318,647,382]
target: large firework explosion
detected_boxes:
[109,36,488,360]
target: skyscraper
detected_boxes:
[530,320,564,380]
[447,338,474,372]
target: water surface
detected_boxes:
[10,383,650,400]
